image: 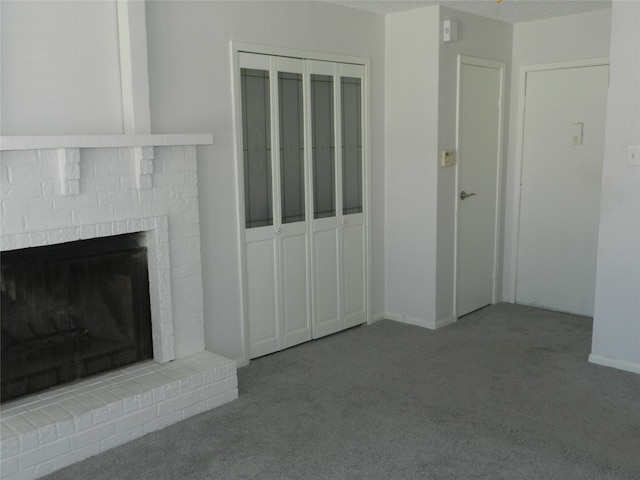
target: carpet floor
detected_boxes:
[43,303,640,479]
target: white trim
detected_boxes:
[230,45,250,364]
[233,41,368,67]
[454,55,506,320]
[384,312,455,330]
[0,134,213,151]
[385,312,432,329]
[589,354,640,375]
[116,0,151,135]
[435,315,457,329]
[363,61,373,329]
[235,357,250,368]
[508,57,610,302]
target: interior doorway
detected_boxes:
[455,56,506,318]
[515,62,609,317]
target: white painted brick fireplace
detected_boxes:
[0,135,238,480]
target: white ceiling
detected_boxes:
[325,0,612,24]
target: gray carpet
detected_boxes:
[44,303,640,480]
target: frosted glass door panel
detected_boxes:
[341,77,362,215]
[242,68,273,228]
[279,72,305,224]
[311,74,336,219]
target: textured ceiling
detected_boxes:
[326,0,611,24]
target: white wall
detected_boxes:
[385,7,441,327]
[0,1,124,135]
[436,7,512,323]
[590,1,640,374]
[4,0,636,374]
[385,6,511,328]
[502,10,612,301]
[145,0,386,362]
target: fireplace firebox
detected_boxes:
[1,233,153,402]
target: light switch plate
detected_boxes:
[441,150,456,167]
[628,146,640,166]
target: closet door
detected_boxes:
[241,54,278,358]
[309,61,341,338]
[276,58,311,349]
[339,64,366,329]
[309,61,366,338]
[240,53,311,358]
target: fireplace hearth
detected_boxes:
[1,233,153,402]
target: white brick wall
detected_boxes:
[1,145,205,358]
[0,352,238,480]
[0,142,237,479]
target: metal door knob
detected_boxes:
[460,191,476,200]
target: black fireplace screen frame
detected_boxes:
[1,233,153,403]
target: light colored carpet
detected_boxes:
[44,303,640,479]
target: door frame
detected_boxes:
[454,55,506,320]
[507,58,609,302]
[230,42,372,365]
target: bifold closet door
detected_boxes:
[278,61,310,350]
[309,61,366,339]
[240,53,311,358]
[339,65,366,330]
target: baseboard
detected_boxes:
[435,315,457,329]
[235,357,250,368]
[371,312,387,323]
[384,312,458,330]
[588,354,640,375]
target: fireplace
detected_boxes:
[0,138,237,480]
[1,233,153,402]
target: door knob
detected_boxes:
[460,191,476,200]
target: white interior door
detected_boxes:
[241,54,279,358]
[309,61,366,338]
[339,64,366,330]
[240,53,367,358]
[516,65,608,316]
[276,58,311,349]
[309,61,341,338]
[241,53,311,358]
[456,57,504,318]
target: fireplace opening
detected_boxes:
[1,233,153,403]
